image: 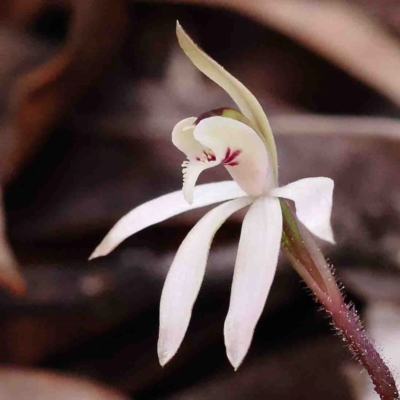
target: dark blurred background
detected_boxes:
[1,0,400,398]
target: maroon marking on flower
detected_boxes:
[204,151,216,161]
[224,148,231,161]
[222,148,241,166]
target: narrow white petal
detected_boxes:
[194,117,275,196]
[90,181,247,259]
[224,196,282,369]
[271,177,335,243]
[176,22,278,183]
[158,196,254,366]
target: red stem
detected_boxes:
[327,299,399,400]
[281,199,399,400]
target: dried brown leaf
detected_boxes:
[161,0,400,108]
[3,0,129,183]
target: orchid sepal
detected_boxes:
[90,181,248,260]
[176,22,279,184]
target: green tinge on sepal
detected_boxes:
[280,199,342,303]
[280,199,329,298]
[280,200,302,244]
[195,107,253,128]
[176,22,279,184]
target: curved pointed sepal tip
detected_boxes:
[225,325,252,371]
[158,353,169,368]
[227,352,243,372]
[157,341,176,368]
[88,251,99,261]
[88,245,106,261]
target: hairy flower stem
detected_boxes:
[280,199,399,400]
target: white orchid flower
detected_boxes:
[90,23,335,370]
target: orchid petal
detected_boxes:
[194,116,274,196]
[172,117,205,159]
[158,196,254,366]
[176,22,278,183]
[224,196,282,369]
[271,177,335,243]
[90,181,247,259]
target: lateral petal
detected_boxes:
[224,196,282,369]
[271,177,335,243]
[176,22,278,183]
[90,181,247,259]
[158,196,254,366]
